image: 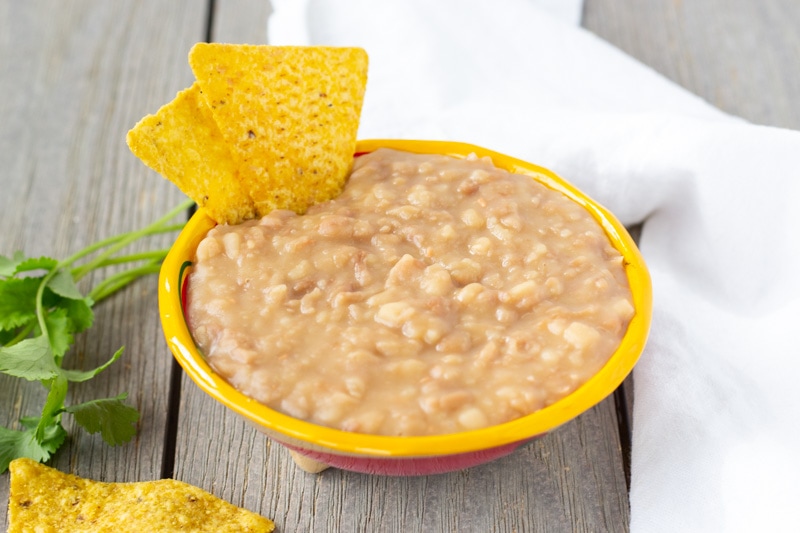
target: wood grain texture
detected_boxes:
[582,0,800,130]
[0,0,206,529]
[174,390,629,532]
[211,0,273,44]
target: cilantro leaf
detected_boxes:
[36,375,68,442]
[0,427,47,473]
[61,346,125,383]
[63,297,95,333]
[66,394,139,446]
[0,276,42,331]
[0,198,190,471]
[0,251,26,277]
[44,308,73,358]
[19,416,40,429]
[47,268,84,300]
[0,328,17,346]
[36,419,68,453]
[13,256,59,276]
[0,422,66,473]
[0,335,59,381]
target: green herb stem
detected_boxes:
[32,198,193,344]
[57,233,135,272]
[74,249,171,271]
[88,261,163,303]
[4,322,35,348]
[70,199,193,281]
[34,268,59,343]
[150,223,187,234]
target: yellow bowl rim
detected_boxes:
[158,139,653,458]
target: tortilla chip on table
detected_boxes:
[6,458,275,533]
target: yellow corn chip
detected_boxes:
[7,458,275,533]
[188,43,368,216]
[126,82,256,224]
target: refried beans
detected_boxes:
[185,148,634,436]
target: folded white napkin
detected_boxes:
[268,1,800,530]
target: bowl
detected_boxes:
[158,139,652,475]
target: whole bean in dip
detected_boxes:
[186,148,635,437]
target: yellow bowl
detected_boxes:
[159,139,652,475]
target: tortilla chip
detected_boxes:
[188,43,368,216]
[126,82,256,224]
[7,458,275,533]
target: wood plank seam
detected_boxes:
[159,0,216,480]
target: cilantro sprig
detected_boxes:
[0,199,193,473]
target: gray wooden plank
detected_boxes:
[176,384,629,532]
[582,0,800,130]
[170,2,630,531]
[211,0,273,44]
[0,0,207,528]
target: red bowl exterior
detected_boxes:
[279,438,536,476]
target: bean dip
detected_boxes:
[186,148,634,436]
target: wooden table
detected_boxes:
[2,1,797,531]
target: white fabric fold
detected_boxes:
[267,1,800,530]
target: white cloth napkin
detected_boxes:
[267,1,800,531]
